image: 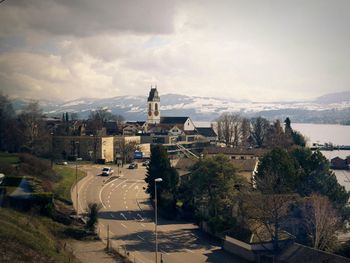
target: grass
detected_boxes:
[53,165,86,203]
[0,152,19,166]
[0,207,78,263]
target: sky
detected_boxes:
[0,0,349,102]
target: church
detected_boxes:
[141,87,216,144]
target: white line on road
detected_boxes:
[128,182,136,190]
[110,213,115,218]
[137,235,145,241]
[120,213,127,220]
[121,223,127,229]
[99,179,126,208]
[184,248,194,254]
[126,206,128,209]
[137,213,144,221]
[141,223,145,227]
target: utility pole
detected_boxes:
[75,162,78,215]
[154,178,163,263]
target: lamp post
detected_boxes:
[75,141,79,215]
[154,178,163,263]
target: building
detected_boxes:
[52,135,114,162]
[147,87,161,124]
[331,157,349,170]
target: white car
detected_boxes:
[101,167,113,176]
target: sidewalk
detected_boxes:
[69,239,123,263]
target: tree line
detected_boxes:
[0,94,128,161]
[216,113,306,148]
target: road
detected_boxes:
[72,163,247,263]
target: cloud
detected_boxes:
[0,0,349,102]
[0,0,177,37]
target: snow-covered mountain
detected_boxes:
[12,91,350,124]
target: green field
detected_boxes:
[0,207,78,263]
[0,152,19,166]
[53,165,87,203]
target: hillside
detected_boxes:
[0,207,77,263]
[314,91,350,104]
[12,91,350,124]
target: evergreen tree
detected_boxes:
[256,148,302,193]
[188,154,243,233]
[145,145,179,200]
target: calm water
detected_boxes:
[293,123,350,146]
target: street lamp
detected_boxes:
[154,178,163,263]
[75,141,79,215]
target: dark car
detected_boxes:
[142,160,150,166]
[128,163,138,169]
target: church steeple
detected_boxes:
[147,86,160,124]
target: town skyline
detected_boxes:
[1,0,350,102]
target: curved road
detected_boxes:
[72,164,247,263]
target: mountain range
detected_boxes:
[12,91,350,124]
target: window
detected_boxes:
[149,103,152,111]
[155,103,158,111]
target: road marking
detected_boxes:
[124,201,127,205]
[128,182,136,190]
[120,213,127,220]
[184,249,194,254]
[123,197,126,200]
[110,213,115,218]
[137,213,144,221]
[99,179,125,208]
[122,184,127,188]
[134,185,139,190]
[141,223,145,227]
[121,223,127,229]
[137,235,145,241]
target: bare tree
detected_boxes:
[216,113,241,146]
[301,193,340,251]
[115,139,138,165]
[240,117,251,147]
[265,120,293,148]
[17,101,49,155]
[0,94,15,151]
[241,168,298,258]
[250,117,270,148]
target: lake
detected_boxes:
[292,123,350,146]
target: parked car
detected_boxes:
[128,163,138,169]
[56,160,68,165]
[142,160,150,166]
[0,173,4,185]
[101,167,113,176]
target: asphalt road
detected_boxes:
[72,163,247,263]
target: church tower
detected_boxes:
[147,86,160,124]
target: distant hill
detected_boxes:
[11,92,350,124]
[314,91,350,104]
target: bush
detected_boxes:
[86,203,101,232]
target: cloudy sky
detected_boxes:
[0,0,349,102]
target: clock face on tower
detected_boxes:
[154,110,159,116]
[148,111,152,116]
